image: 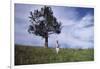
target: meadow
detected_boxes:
[15,44,94,65]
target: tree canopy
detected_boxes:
[28,6,62,47]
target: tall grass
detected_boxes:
[15,44,94,65]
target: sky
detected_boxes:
[15,4,94,49]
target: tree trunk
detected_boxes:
[45,36,48,48]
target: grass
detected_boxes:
[15,44,94,65]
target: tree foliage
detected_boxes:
[28,6,62,47]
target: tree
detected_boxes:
[28,6,62,48]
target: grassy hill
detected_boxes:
[15,44,94,65]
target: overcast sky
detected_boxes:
[15,4,94,49]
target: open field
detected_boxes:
[15,44,94,65]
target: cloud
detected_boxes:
[15,4,94,49]
[56,13,94,48]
